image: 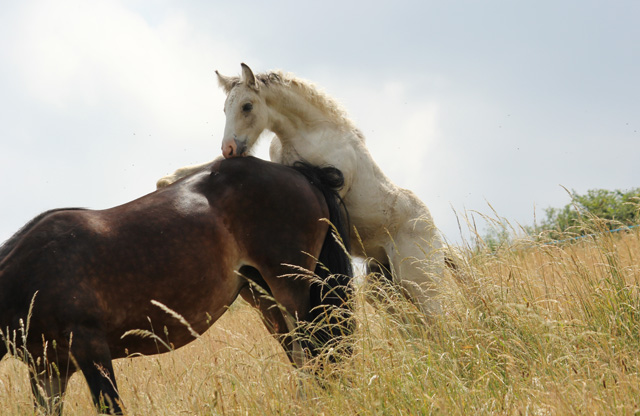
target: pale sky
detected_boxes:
[1,0,638,245]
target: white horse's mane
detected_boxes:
[227,70,358,131]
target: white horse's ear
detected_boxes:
[240,63,259,91]
[215,70,236,93]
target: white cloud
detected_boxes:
[5,1,241,132]
[0,1,244,242]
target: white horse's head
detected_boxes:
[216,63,268,158]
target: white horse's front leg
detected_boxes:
[156,157,222,189]
[269,136,283,163]
[389,217,445,319]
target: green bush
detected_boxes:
[480,188,640,249]
[540,188,640,236]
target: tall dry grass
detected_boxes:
[1,223,639,415]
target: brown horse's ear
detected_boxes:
[240,63,259,91]
[215,70,236,93]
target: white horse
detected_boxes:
[158,64,445,317]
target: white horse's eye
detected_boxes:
[242,103,253,112]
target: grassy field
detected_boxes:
[1,225,639,415]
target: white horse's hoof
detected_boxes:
[156,176,175,189]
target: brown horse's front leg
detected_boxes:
[239,285,300,366]
[29,367,69,416]
[70,327,123,415]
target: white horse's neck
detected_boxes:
[258,78,396,200]
[265,88,309,133]
[261,83,356,164]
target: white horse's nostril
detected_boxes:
[234,138,247,156]
[222,139,237,159]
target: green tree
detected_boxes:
[540,188,640,236]
[480,188,640,249]
[543,188,640,231]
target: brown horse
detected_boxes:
[0,156,353,415]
